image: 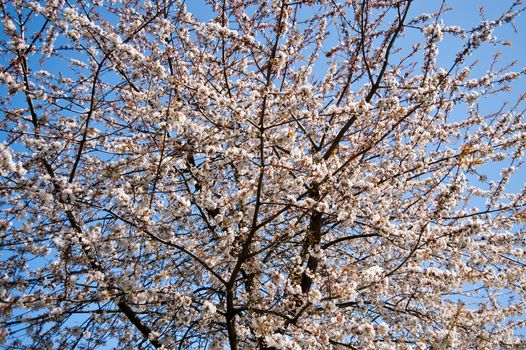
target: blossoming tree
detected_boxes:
[1,0,525,348]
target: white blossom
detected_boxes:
[0,1,524,349]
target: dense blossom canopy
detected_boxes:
[0,0,525,349]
